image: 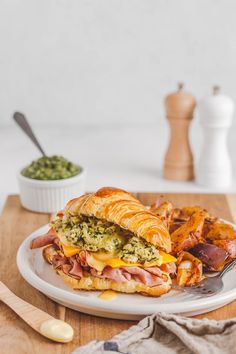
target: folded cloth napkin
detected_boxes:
[72,312,236,354]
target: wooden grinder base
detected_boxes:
[164,164,194,181]
[163,83,196,181]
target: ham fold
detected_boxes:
[90,267,132,283]
[160,262,176,275]
[50,251,167,287]
[30,229,58,249]
[121,266,164,286]
[52,254,83,279]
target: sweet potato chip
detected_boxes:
[206,223,236,241]
[213,239,236,259]
[181,206,209,218]
[176,251,203,286]
[190,243,228,271]
[171,212,205,255]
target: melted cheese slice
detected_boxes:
[61,243,81,257]
[99,290,117,300]
[158,251,177,264]
[60,242,176,270]
[95,251,176,268]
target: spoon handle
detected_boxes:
[0,281,73,343]
[0,280,52,331]
[13,112,46,156]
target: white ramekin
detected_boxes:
[18,168,87,213]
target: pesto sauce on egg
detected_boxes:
[51,214,160,264]
[21,155,81,180]
[121,236,160,264]
[51,215,128,253]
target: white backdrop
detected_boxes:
[1,0,236,211]
[0,0,236,127]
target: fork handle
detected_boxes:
[219,259,236,278]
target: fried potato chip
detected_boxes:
[206,223,236,241]
[171,212,205,255]
[212,239,236,259]
[176,251,203,286]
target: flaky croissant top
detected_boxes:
[63,187,171,252]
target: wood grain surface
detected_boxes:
[0,193,236,353]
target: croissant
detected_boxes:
[64,187,171,252]
[31,187,174,298]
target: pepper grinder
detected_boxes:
[196,86,234,188]
[163,83,196,181]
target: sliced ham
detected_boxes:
[160,262,176,275]
[68,256,83,279]
[41,245,170,287]
[104,267,132,282]
[90,266,163,286]
[122,271,132,281]
[62,264,73,275]
[77,251,166,286]
[52,254,83,279]
[143,267,163,276]
[121,266,163,286]
[31,229,58,249]
[77,250,90,267]
[52,254,68,269]
[53,237,61,249]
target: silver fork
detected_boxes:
[173,259,236,297]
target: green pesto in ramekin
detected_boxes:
[21,155,82,180]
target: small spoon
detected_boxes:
[13,112,46,156]
[0,281,74,343]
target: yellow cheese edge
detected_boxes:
[61,243,81,257]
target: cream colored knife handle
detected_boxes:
[0,281,73,343]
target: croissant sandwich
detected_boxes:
[31,187,176,297]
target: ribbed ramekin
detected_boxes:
[17,168,86,213]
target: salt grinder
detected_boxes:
[196,86,234,188]
[163,83,196,181]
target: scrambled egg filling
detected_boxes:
[51,214,160,264]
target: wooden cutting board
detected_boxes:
[1,193,236,353]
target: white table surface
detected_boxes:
[1,122,236,212]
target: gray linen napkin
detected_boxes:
[72,312,236,354]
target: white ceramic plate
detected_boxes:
[17,223,236,320]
